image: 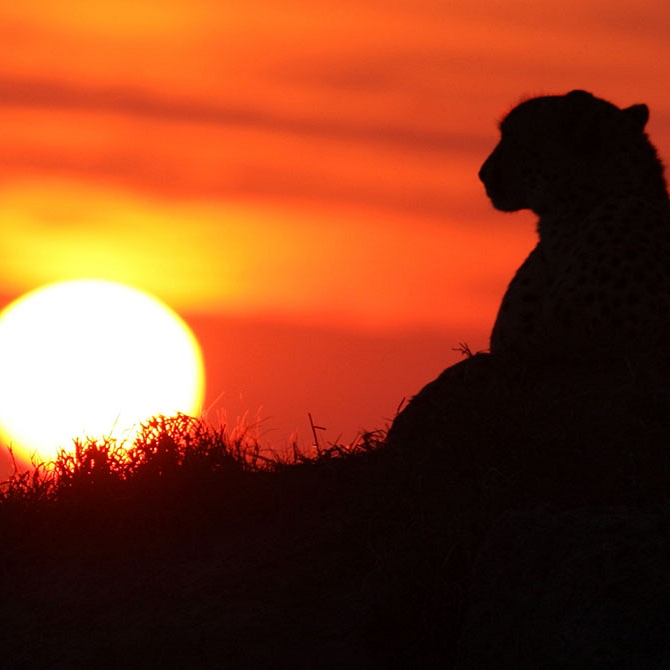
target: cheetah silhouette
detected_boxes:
[480,90,670,362]
[387,90,670,465]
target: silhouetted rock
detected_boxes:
[456,504,670,669]
[387,351,670,667]
[387,352,670,507]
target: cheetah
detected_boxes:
[480,90,670,362]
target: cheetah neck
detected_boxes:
[536,192,670,251]
[535,200,593,245]
[536,213,580,250]
[535,196,619,249]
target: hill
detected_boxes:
[2,352,670,667]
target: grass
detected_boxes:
[0,413,384,508]
[2,354,670,668]
[1,413,269,503]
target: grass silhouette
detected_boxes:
[0,413,383,510]
[1,414,271,504]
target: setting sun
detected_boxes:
[0,279,204,465]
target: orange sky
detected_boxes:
[1,1,670,474]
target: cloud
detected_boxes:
[0,75,494,218]
[0,75,483,153]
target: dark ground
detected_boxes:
[2,352,670,668]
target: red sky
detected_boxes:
[1,1,670,475]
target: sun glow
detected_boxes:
[0,279,204,465]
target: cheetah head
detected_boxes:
[479,90,666,215]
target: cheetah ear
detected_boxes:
[565,90,594,102]
[622,104,649,130]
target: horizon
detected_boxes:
[1,0,670,476]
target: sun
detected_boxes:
[0,279,205,465]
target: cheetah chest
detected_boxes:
[490,200,670,358]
